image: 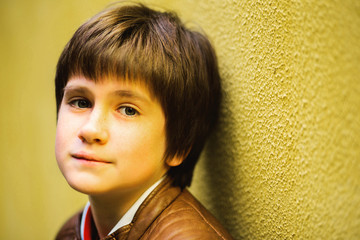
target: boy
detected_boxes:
[55,3,233,240]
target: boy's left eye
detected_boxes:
[119,106,138,116]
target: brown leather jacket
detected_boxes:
[56,177,233,240]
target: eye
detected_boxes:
[119,106,138,116]
[69,99,92,108]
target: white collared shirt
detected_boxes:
[80,177,164,240]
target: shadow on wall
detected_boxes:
[192,87,244,239]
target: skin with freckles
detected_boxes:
[55,76,182,237]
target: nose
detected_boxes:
[78,108,109,144]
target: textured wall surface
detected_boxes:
[0,0,359,239]
[185,0,360,239]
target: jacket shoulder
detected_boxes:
[55,210,82,240]
[143,189,233,240]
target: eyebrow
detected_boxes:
[63,86,92,96]
[63,86,150,103]
[112,90,150,103]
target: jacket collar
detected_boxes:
[109,176,182,240]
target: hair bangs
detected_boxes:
[66,25,158,87]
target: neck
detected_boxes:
[88,191,137,238]
[87,177,165,238]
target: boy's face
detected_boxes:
[55,76,170,197]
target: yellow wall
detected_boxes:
[0,0,359,239]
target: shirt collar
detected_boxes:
[80,202,91,240]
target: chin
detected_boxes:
[64,174,109,195]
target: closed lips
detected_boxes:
[71,153,111,163]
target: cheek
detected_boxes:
[55,117,78,179]
[113,124,166,161]
[140,128,167,165]
[55,123,66,164]
[55,112,71,162]
[55,108,79,145]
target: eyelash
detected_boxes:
[68,98,92,108]
[118,106,139,117]
[67,98,139,117]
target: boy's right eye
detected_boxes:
[69,99,92,108]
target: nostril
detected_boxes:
[79,136,86,142]
[77,122,109,144]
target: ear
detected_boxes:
[166,155,185,167]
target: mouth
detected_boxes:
[71,152,112,164]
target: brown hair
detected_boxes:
[55,3,221,188]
